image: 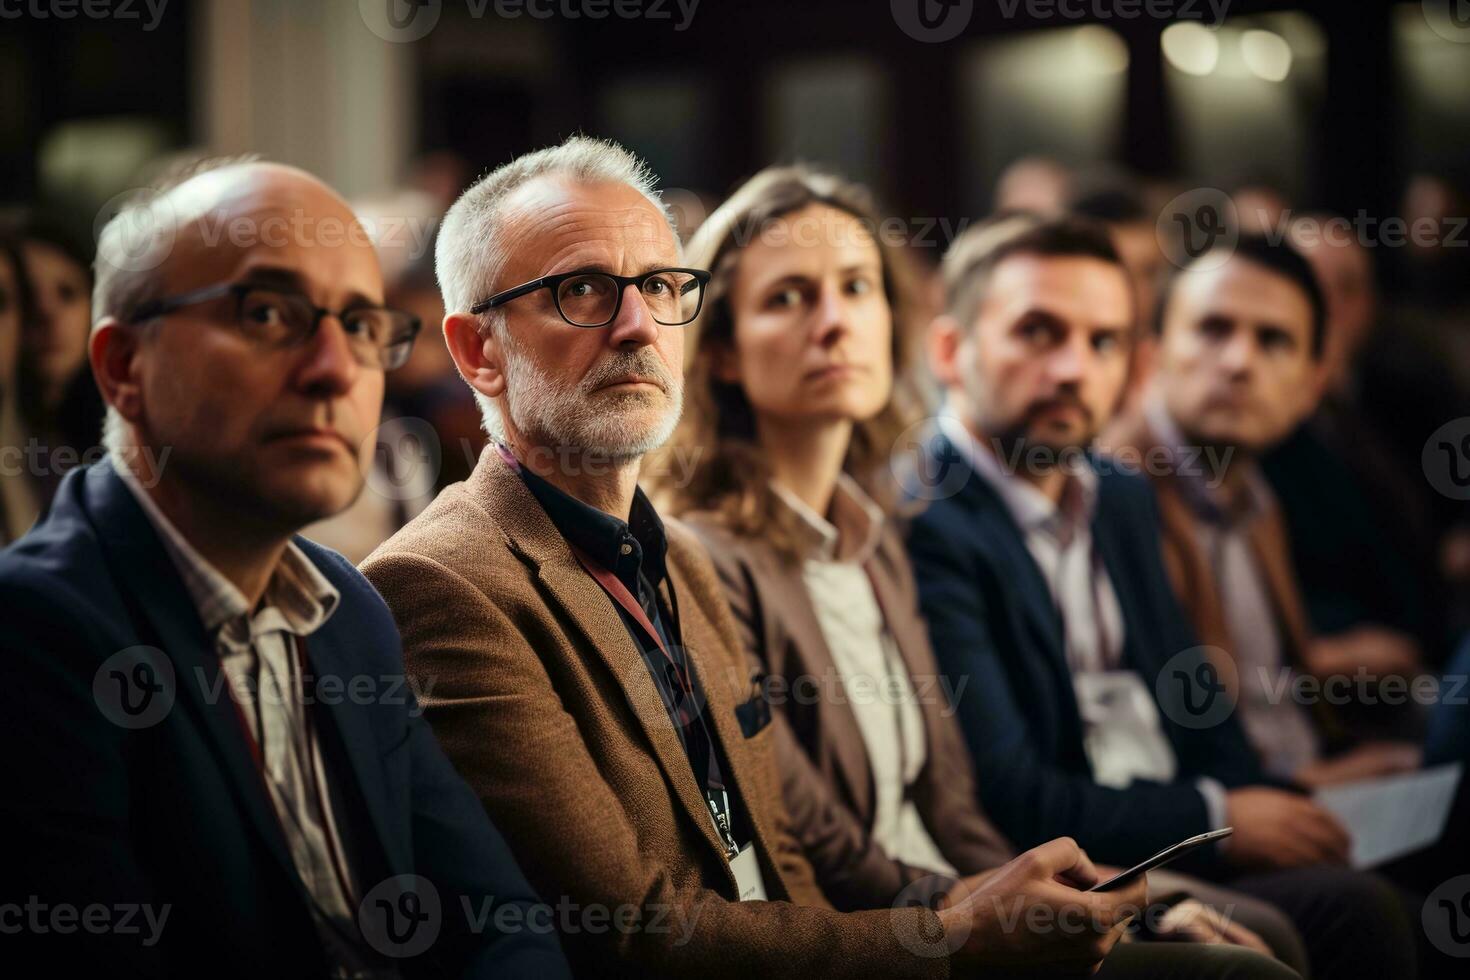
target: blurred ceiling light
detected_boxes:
[1161,22,1220,76]
[1241,29,1294,82]
[1074,25,1130,75]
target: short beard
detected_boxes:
[501,335,683,465]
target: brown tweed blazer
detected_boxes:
[360,448,950,979]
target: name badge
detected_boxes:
[730,843,768,902]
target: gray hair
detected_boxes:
[94,154,262,455]
[433,135,673,441]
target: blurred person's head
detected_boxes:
[17,220,92,408]
[1230,181,1290,236]
[384,240,454,398]
[929,213,1135,478]
[1286,212,1377,394]
[655,165,925,547]
[994,157,1072,215]
[90,159,414,533]
[1152,235,1325,458]
[0,235,31,394]
[436,136,686,469]
[1070,175,1167,325]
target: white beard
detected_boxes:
[501,337,683,462]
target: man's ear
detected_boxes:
[927,313,965,389]
[443,312,506,399]
[90,319,145,424]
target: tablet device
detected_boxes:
[1087,828,1234,892]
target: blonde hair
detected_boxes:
[649,165,926,562]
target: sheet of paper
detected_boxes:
[1313,763,1463,869]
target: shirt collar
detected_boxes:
[769,472,885,564]
[938,409,1099,541]
[514,451,669,591]
[110,451,340,638]
[1143,391,1270,528]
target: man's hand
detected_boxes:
[1151,898,1274,956]
[1224,787,1351,869]
[937,838,1146,973]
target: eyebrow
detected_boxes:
[239,266,377,309]
[757,263,882,290]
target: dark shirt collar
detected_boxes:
[514,454,669,596]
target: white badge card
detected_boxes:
[730,843,768,902]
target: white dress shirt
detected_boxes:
[771,475,956,876]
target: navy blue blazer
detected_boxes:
[903,433,1265,874]
[0,461,569,979]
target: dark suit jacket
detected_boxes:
[904,433,1265,874]
[0,460,567,979]
[685,511,1015,911]
[361,448,949,979]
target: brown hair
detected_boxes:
[649,165,928,562]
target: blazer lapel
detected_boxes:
[298,619,407,874]
[945,443,1068,669]
[764,551,877,825]
[85,461,303,892]
[470,451,732,867]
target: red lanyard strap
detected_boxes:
[567,542,694,701]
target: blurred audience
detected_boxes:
[12,219,105,506]
[907,212,1414,980]
[994,155,1072,215]
[0,234,42,543]
[1111,235,1425,785]
[1262,214,1452,679]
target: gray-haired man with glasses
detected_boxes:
[0,159,569,978]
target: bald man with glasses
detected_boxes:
[0,159,569,979]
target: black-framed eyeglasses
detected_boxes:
[126,281,423,371]
[469,268,711,328]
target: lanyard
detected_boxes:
[566,540,741,859]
